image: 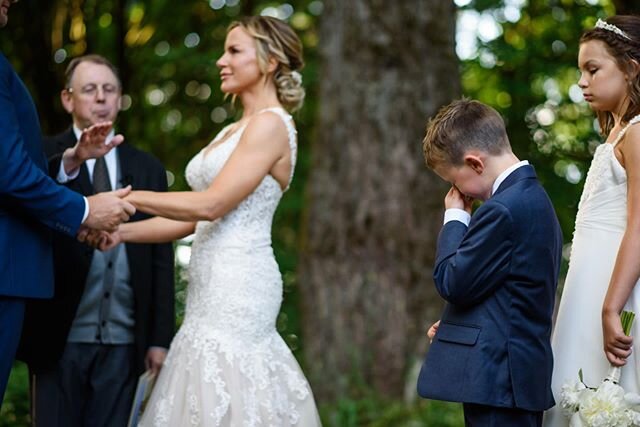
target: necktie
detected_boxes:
[93,156,112,193]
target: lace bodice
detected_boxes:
[185,107,297,250]
[575,114,640,232]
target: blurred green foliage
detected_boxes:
[3,0,638,425]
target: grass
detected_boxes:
[1,361,464,427]
[0,363,30,427]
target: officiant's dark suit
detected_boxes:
[18,129,176,427]
[417,165,563,425]
[17,55,175,427]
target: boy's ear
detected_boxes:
[464,155,484,174]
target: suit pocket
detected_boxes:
[436,322,480,346]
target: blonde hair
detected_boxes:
[423,98,511,168]
[229,16,305,112]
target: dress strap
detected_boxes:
[257,107,298,191]
[612,114,640,147]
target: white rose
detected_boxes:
[561,380,588,415]
[579,381,631,427]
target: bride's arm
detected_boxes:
[602,125,640,366]
[119,216,195,244]
[126,114,289,222]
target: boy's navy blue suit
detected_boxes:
[417,165,563,414]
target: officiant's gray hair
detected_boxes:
[64,54,121,90]
[423,98,510,169]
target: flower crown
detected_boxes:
[595,18,631,40]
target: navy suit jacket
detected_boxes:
[0,53,85,299]
[417,165,563,411]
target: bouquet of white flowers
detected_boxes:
[560,311,640,427]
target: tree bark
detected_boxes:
[299,0,460,400]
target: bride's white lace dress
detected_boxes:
[543,115,640,426]
[138,107,322,426]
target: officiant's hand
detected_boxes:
[603,311,633,366]
[444,186,473,214]
[145,348,167,376]
[61,121,125,174]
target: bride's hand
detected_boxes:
[97,230,123,251]
[78,228,123,251]
[603,311,633,366]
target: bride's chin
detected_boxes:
[219,84,239,95]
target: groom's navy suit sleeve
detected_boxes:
[434,203,514,307]
[0,53,84,298]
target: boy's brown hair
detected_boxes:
[423,98,511,169]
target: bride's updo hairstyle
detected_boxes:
[580,15,640,135]
[229,16,305,112]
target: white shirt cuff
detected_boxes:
[57,161,80,183]
[81,197,89,224]
[444,208,470,226]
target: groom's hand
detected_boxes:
[84,186,136,232]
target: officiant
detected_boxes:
[17,54,175,427]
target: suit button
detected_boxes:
[107,262,113,269]
[101,321,106,327]
[104,292,110,299]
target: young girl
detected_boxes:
[88,16,322,426]
[544,16,640,427]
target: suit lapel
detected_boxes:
[493,164,537,196]
[117,144,136,189]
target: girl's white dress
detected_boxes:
[138,107,322,426]
[544,115,640,426]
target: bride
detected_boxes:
[89,16,321,426]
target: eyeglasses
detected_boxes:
[67,83,120,98]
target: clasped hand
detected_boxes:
[78,227,122,251]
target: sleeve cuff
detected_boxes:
[57,161,80,183]
[81,197,89,224]
[444,208,471,226]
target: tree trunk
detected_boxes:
[299,0,460,401]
